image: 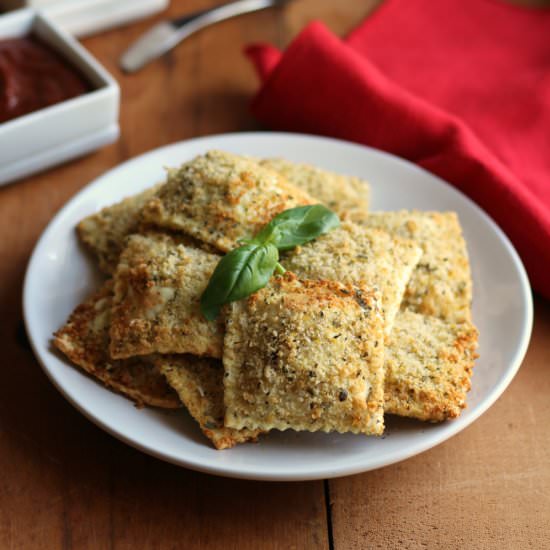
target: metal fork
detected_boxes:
[120,0,290,73]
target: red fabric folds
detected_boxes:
[246,0,550,297]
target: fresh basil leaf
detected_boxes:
[200,243,279,320]
[200,204,340,321]
[253,205,340,251]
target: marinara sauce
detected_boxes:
[0,36,90,124]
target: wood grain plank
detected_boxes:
[0,2,329,549]
[109,453,328,550]
[192,4,281,136]
[329,300,550,550]
[283,0,382,39]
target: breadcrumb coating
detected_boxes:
[110,233,224,359]
[224,273,385,435]
[157,355,262,450]
[142,151,315,252]
[53,281,180,409]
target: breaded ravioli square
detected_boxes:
[141,150,314,252]
[223,273,385,435]
[260,158,369,221]
[283,222,422,333]
[156,355,262,450]
[384,310,478,421]
[53,281,181,409]
[358,211,472,322]
[77,185,160,274]
[110,233,224,359]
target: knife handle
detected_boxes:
[120,0,290,73]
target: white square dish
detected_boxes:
[0,0,169,37]
[0,9,120,186]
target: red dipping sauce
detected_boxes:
[0,36,90,124]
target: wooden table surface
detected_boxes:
[1,1,549,548]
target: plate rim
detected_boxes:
[22,131,534,481]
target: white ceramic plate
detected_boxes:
[23,133,533,481]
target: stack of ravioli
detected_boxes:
[54,150,478,450]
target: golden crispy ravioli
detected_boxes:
[77,186,160,274]
[283,222,422,333]
[260,158,369,221]
[53,281,180,409]
[384,310,478,421]
[223,273,385,435]
[141,150,314,252]
[110,233,224,360]
[357,211,472,322]
[156,355,262,450]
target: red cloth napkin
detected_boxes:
[246,0,550,297]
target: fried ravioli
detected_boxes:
[77,185,160,274]
[53,281,181,409]
[110,233,223,359]
[260,158,369,221]
[384,310,478,421]
[223,273,385,435]
[357,211,472,322]
[141,151,314,252]
[283,222,422,333]
[157,355,262,450]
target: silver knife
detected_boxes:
[120,0,290,73]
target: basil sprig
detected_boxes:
[200,243,279,321]
[200,205,340,320]
[251,204,341,251]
